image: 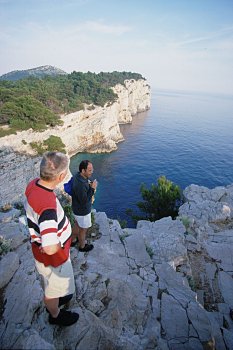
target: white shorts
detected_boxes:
[35,258,75,299]
[74,213,92,228]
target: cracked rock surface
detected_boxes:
[1,183,233,349]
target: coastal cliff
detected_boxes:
[0,79,150,156]
[0,79,150,207]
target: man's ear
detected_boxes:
[59,172,66,182]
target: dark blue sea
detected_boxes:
[70,90,233,227]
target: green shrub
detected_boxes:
[119,230,131,242]
[30,141,45,155]
[30,135,66,155]
[0,127,17,137]
[0,95,61,131]
[43,135,66,153]
[117,217,128,229]
[127,175,183,223]
[91,212,95,225]
[145,244,154,258]
[0,236,11,256]
[187,275,196,291]
[180,216,190,230]
[63,204,75,227]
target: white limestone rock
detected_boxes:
[0,221,26,249]
[156,263,196,308]
[183,184,226,203]
[180,183,233,229]
[0,265,43,349]
[161,293,189,341]
[187,302,213,342]
[222,328,233,350]
[124,230,152,267]
[218,271,233,308]
[204,241,233,271]
[140,217,188,267]
[0,148,40,206]
[0,208,21,223]
[0,251,19,288]
[207,312,227,350]
[13,329,55,350]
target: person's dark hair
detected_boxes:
[79,160,91,173]
[40,152,69,181]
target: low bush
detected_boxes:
[0,236,11,257]
[126,175,183,223]
[30,135,66,155]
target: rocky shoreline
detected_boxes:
[0,183,233,349]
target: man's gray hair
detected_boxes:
[40,152,69,181]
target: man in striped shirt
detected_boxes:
[25,152,79,327]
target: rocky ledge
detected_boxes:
[0,183,233,349]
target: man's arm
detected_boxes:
[39,208,61,255]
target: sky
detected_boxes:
[1,0,233,95]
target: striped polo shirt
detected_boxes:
[25,178,71,267]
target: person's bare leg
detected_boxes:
[78,227,88,248]
[44,296,59,318]
[71,221,79,243]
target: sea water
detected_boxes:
[70,90,233,227]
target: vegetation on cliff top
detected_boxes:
[0,71,144,137]
[30,135,66,155]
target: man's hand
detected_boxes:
[91,179,98,190]
[42,243,61,255]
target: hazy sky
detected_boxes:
[1,0,233,94]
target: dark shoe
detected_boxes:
[49,309,79,326]
[79,243,94,252]
[71,238,79,247]
[59,294,73,307]
[230,309,233,320]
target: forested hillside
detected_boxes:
[0,71,144,136]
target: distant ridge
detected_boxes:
[0,65,67,81]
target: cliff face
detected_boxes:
[113,79,150,123]
[0,79,150,156]
[0,149,41,206]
